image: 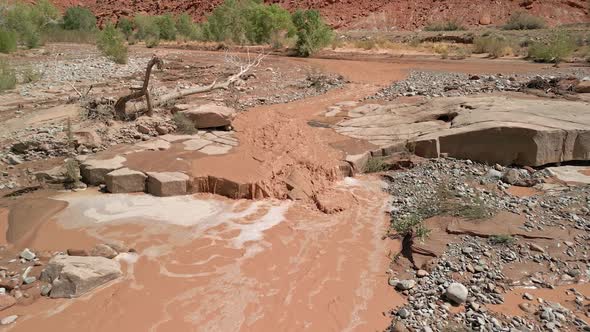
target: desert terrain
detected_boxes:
[0,1,589,331]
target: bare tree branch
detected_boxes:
[120,51,267,119]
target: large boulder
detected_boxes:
[105,168,147,193]
[80,156,126,185]
[40,255,122,298]
[180,104,236,129]
[146,172,190,197]
[445,282,468,304]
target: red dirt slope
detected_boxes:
[46,0,589,30]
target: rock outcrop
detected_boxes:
[335,96,590,167]
[40,255,122,298]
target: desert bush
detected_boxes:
[62,6,96,31]
[97,24,128,64]
[365,157,390,173]
[20,65,41,83]
[156,14,177,40]
[503,12,545,30]
[173,112,197,134]
[474,35,513,58]
[3,2,42,48]
[117,17,135,40]
[176,13,202,40]
[424,20,465,32]
[41,25,96,44]
[0,60,17,92]
[489,235,516,245]
[134,15,160,47]
[292,9,332,57]
[391,214,431,240]
[202,0,295,45]
[0,28,17,53]
[30,0,60,28]
[527,31,576,63]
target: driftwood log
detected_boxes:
[115,52,266,121]
[115,56,163,120]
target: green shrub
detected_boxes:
[3,2,42,48]
[175,13,203,40]
[134,15,160,46]
[97,24,128,64]
[20,66,41,83]
[202,0,295,45]
[527,31,576,63]
[0,60,17,92]
[503,12,545,30]
[424,20,465,32]
[30,0,60,28]
[365,157,390,173]
[489,235,516,245]
[156,14,177,40]
[173,112,197,134]
[0,29,17,53]
[474,35,513,58]
[63,6,96,31]
[292,9,332,57]
[117,17,135,40]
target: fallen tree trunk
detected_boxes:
[118,52,266,119]
[115,56,163,120]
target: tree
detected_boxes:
[292,9,332,57]
[117,17,134,40]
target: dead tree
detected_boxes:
[116,51,266,120]
[114,56,164,120]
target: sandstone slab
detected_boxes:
[180,104,237,129]
[80,156,126,185]
[146,172,190,197]
[335,97,590,166]
[105,168,147,193]
[40,255,122,298]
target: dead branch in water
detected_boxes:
[117,51,266,120]
[114,56,164,120]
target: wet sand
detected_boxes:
[489,283,590,324]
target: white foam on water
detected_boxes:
[55,193,291,253]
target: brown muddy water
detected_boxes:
[4,176,402,332]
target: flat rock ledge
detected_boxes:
[335,96,590,167]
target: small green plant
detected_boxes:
[97,24,128,64]
[424,20,465,32]
[0,60,17,92]
[292,9,333,57]
[527,31,576,63]
[20,66,41,83]
[364,157,390,173]
[503,12,545,30]
[391,214,431,240]
[117,17,135,40]
[62,6,97,31]
[63,158,80,186]
[173,112,197,134]
[0,28,17,54]
[489,235,516,245]
[66,117,73,143]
